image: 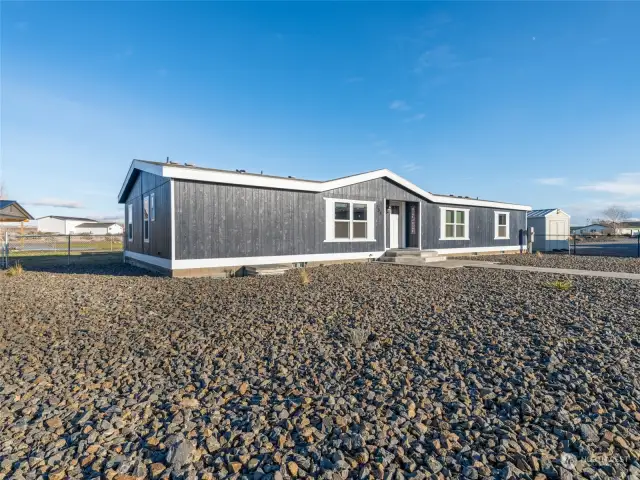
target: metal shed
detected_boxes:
[527,209,571,252]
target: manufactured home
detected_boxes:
[117,160,532,276]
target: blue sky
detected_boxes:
[2,2,639,224]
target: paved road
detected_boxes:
[573,239,639,257]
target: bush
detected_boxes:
[6,263,24,277]
[299,268,311,285]
[545,279,572,291]
[347,328,369,348]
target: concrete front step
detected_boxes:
[384,249,440,258]
[378,255,447,265]
[245,264,294,276]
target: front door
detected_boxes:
[389,205,400,249]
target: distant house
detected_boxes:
[527,209,570,252]
[74,222,124,235]
[37,216,97,234]
[620,221,640,236]
[571,224,612,235]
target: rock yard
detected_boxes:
[465,254,640,275]
[1,264,639,480]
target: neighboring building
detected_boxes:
[571,224,612,235]
[118,159,532,276]
[0,200,34,223]
[527,209,570,252]
[74,222,124,235]
[619,221,640,236]
[37,216,96,234]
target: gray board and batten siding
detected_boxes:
[123,171,172,259]
[172,176,526,261]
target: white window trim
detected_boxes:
[439,207,470,241]
[494,211,510,239]
[127,203,133,241]
[324,198,376,242]
[150,192,156,222]
[143,195,150,243]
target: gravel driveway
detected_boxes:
[2,264,639,479]
[463,254,640,274]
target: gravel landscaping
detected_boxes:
[2,264,639,480]
[463,254,640,275]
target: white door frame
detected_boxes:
[388,200,404,249]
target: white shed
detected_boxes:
[527,209,571,252]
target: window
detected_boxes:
[440,207,469,240]
[325,198,375,242]
[150,193,155,222]
[143,195,150,243]
[352,203,368,239]
[334,202,350,239]
[494,211,509,239]
[127,203,133,241]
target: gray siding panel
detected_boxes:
[173,178,526,260]
[123,172,171,259]
[421,202,526,250]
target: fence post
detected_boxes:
[637,234,639,258]
[573,235,577,256]
[67,235,71,266]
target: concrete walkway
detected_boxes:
[417,259,640,280]
[464,263,640,280]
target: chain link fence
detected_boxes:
[530,233,640,258]
[2,234,124,268]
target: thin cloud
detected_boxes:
[404,113,425,123]
[535,177,566,186]
[577,173,640,196]
[403,163,422,172]
[345,77,364,84]
[415,45,490,73]
[389,100,410,111]
[157,68,168,77]
[115,47,134,60]
[28,198,83,209]
[15,21,29,31]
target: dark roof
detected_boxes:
[76,222,120,228]
[623,221,640,227]
[527,209,565,218]
[0,200,34,221]
[37,216,96,222]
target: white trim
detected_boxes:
[125,250,171,269]
[174,251,384,269]
[119,160,532,211]
[324,198,376,242]
[418,201,422,250]
[383,198,387,251]
[150,192,156,222]
[127,203,133,242]
[439,207,470,241]
[494,211,510,240]
[430,245,523,254]
[170,180,176,262]
[143,195,150,243]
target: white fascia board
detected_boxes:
[174,251,385,269]
[125,251,172,269]
[122,161,531,211]
[117,160,164,203]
